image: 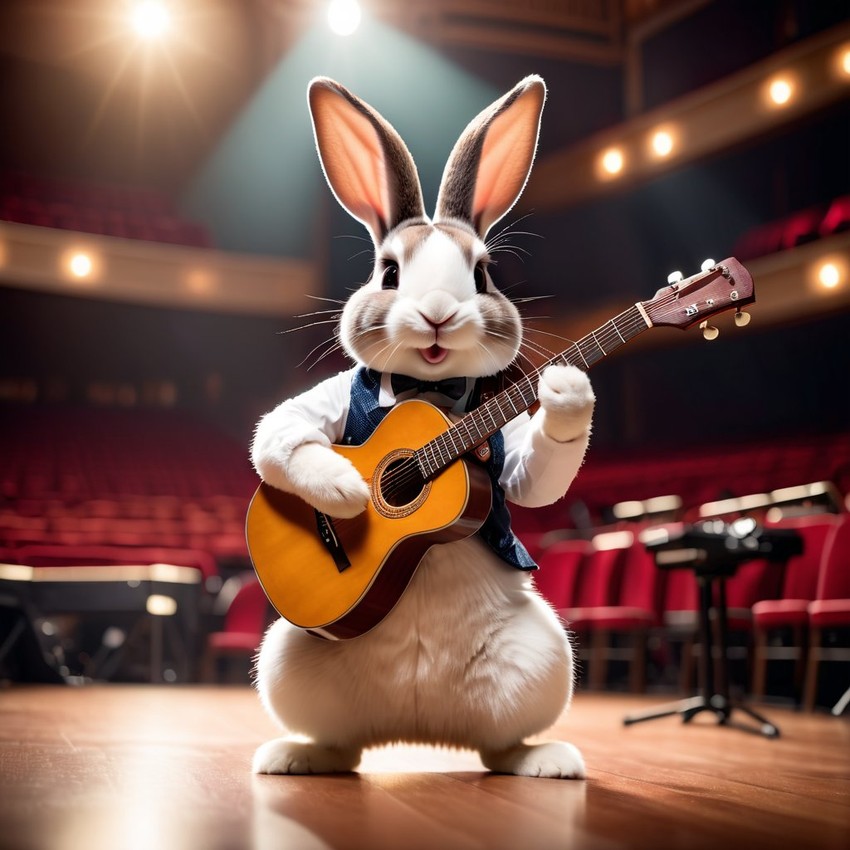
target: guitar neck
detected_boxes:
[416,303,651,478]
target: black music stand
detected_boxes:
[623,526,792,739]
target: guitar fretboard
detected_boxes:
[415,303,650,479]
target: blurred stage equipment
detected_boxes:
[0,561,201,683]
[625,519,803,738]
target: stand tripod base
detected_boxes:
[623,694,780,738]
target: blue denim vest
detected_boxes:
[341,368,536,570]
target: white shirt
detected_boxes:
[251,367,588,509]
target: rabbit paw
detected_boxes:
[480,742,586,779]
[537,364,595,443]
[253,739,362,775]
[287,443,370,518]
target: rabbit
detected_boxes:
[251,75,594,779]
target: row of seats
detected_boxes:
[511,431,850,529]
[0,171,212,248]
[732,194,850,260]
[530,512,850,708]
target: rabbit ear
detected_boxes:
[435,75,546,238]
[308,78,426,243]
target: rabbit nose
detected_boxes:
[425,312,456,329]
[419,291,458,328]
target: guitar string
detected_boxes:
[378,307,651,499]
[315,276,738,535]
[377,278,735,500]
[379,307,650,500]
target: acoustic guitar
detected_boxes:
[246,258,754,639]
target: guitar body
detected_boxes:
[245,400,493,640]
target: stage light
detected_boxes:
[767,76,794,106]
[650,129,674,158]
[328,0,361,36]
[599,147,624,178]
[131,1,171,40]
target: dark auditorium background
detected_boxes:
[0,0,848,701]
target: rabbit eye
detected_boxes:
[474,262,488,294]
[381,260,399,290]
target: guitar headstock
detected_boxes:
[640,257,755,335]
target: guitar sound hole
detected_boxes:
[379,458,427,508]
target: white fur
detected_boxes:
[341,227,517,381]
[537,364,596,444]
[254,538,582,776]
[285,442,369,518]
[253,76,593,780]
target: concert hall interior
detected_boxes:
[1,2,849,849]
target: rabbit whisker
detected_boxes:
[277,318,341,337]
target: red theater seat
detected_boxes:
[202,577,272,682]
[819,195,850,237]
[534,539,591,611]
[803,514,850,709]
[567,533,665,692]
[751,515,839,700]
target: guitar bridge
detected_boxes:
[314,511,351,573]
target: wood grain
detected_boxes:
[0,686,847,850]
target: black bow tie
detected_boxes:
[390,373,469,400]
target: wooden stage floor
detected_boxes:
[0,685,848,850]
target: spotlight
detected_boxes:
[767,76,794,106]
[131,1,171,40]
[599,147,624,178]
[328,0,361,36]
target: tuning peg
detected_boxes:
[700,320,719,340]
[734,310,751,327]
[667,271,683,284]
[700,258,716,272]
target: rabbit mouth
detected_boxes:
[419,344,449,364]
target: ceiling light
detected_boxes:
[818,261,842,289]
[185,268,216,295]
[767,76,794,106]
[328,0,361,36]
[599,147,624,178]
[650,130,674,158]
[68,252,93,279]
[131,1,171,40]
[61,248,100,284]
